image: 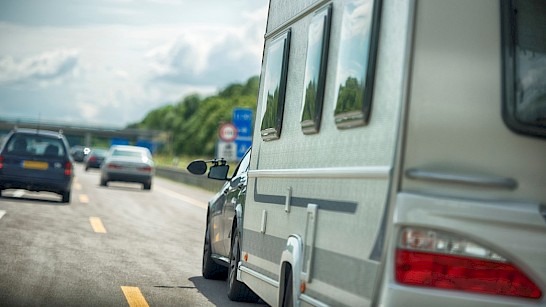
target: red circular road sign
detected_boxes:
[218,123,238,142]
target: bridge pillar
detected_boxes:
[84,132,92,147]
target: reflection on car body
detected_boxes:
[100,145,155,190]
[0,128,74,203]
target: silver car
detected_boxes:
[100,145,154,190]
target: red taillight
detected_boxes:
[0,155,4,169]
[89,156,97,162]
[107,163,121,169]
[64,161,72,176]
[395,227,542,299]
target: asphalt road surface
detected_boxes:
[0,164,265,307]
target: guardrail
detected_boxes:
[155,166,224,192]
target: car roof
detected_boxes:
[10,128,64,139]
[111,145,149,152]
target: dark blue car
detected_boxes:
[0,128,74,203]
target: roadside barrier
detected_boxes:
[155,166,224,192]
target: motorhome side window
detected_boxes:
[334,0,380,129]
[502,0,546,138]
[301,5,332,134]
[260,31,291,141]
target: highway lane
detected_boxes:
[0,164,264,306]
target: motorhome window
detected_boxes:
[260,31,291,141]
[502,0,546,137]
[334,0,381,129]
[301,5,332,134]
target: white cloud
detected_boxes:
[0,49,80,86]
[0,1,268,127]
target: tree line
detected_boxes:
[128,76,259,157]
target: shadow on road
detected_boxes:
[188,276,268,307]
[98,183,148,192]
[0,193,67,205]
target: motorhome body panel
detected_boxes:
[241,0,546,306]
[241,0,413,305]
[377,0,546,306]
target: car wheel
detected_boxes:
[202,220,227,279]
[143,182,151,190]
[61,190,71,203]
[85,166,89,171]
[227,230,260,302]
[100,178,107,187]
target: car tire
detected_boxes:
[100,178,107,187]
[61,190,71,203]
[143,182,151,190]
[227,230,260,302]
[85,166,89,171]
[202,220,228,280]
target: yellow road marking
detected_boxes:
[121,286,150,307]
[154,186,207,209]
[74,183,82,191]
[89,217,107,233]
[79,194,89,204]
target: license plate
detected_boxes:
[22,161,49,170]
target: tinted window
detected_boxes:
[334,0,381,129]
[260,30,291,141]
[112,150,143,158]
[502,0,546,137]
[233,149,251,178]
[301,5,332,134]
[6,134,65,157]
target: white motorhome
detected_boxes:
[237,0,546,306]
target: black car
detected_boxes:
[84,148,107,171]
[187,148,259,302]
[70,145,88,162]
[0,128,74,203]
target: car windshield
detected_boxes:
[6,135,65,157]
[91,149,108,157]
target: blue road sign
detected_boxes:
[233,108,253,138]
[233,108,253,159]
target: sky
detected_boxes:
[0,0,268,128]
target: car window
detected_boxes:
[233,149,251,178]
[6,134,65,157]
[112,149,143,158]
[502,0,546,137]
[301,4,332,134]
[260,30,291,141]
[334,0,381,129]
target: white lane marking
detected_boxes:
[154,186,207,209]
[0,210,6,221]
[13,190,25,198]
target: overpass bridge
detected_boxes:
[0,117,163,150]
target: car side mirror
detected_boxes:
[187,160,208,175]
[208,164,230,181]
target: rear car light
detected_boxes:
[395,227,542,299]
[107,163,121,169]
[89,156,97,162]
[64,161,72,176]
[0,155,4,169]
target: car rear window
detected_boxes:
[112,149,143,158]
[6,134,66,157]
